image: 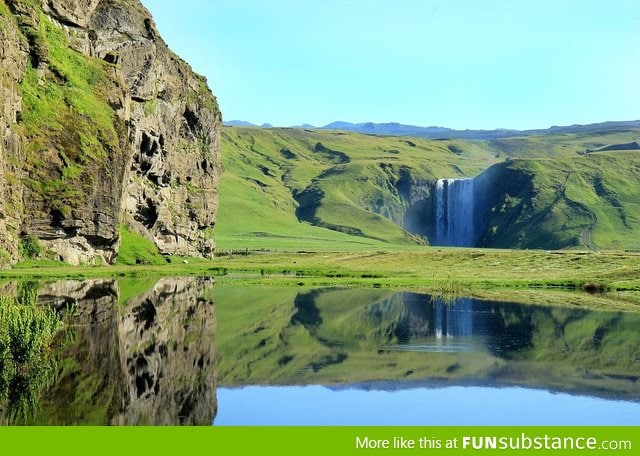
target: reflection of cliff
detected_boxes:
[35,279,125,425]
[23,277,217,425]
[117,278,217,425]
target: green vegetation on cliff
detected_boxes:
[17,7,126,219]
[116,225,165,266]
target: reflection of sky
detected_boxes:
[215,385,640,426]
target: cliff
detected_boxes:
[0,0,221,265]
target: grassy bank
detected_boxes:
[3,247,640,295]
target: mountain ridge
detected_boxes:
[223,119,640,140]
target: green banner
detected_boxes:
[0,427,638,456]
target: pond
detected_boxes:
[0,278,639,425]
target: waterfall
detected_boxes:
[434,178,476,246]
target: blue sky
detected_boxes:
[141,0,640,129]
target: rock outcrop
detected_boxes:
[0,1,27,263]
[0,0,221,265]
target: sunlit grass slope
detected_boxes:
[216,127,498,249]
[217,126,640,251]
[485,128,640,159]
[482,152,640,250]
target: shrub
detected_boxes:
[18,235,42,260]
[0,290,64,421]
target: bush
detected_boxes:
[18,235,42,260]
[0,291,64,421]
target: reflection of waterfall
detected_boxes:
[17,277,218,425]
[434,178,476,246]
[433,298,473,338]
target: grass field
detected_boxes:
[5,248,640,306]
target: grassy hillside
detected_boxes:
[480,152,640,250]
[485,128,640,159]
[217,126,640,251]
[217,127,498,249]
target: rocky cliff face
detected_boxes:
[0,0,221,265]
[0,1,27,263]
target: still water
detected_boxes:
[217,385,640,426]
[1,278,639,425]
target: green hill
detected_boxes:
[217,125,640,251]
[217,127,498,249]
[483,127,640,159]
[479,153,640,250]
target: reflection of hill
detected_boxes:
[12,278,217,425]
[215,287,640,400]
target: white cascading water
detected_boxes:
[434,178,475,247]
